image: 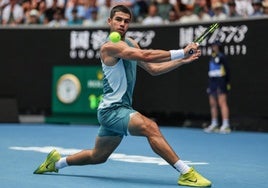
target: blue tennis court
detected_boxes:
[1,123,268,188]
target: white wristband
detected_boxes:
[170,49,185,60]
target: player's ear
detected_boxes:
[107,18,112,25]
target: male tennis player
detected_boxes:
[34,5,211,187]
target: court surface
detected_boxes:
[1,123,268,188]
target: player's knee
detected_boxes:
[96,157,108,164]
[144,121,161,137]
[91,151,109,164]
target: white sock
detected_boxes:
[211,118,218,126]
[55,157,68,169]
[173,160,190,174]
[222,119,229,127]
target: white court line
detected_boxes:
[10,146,209,166]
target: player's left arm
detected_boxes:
[138,49,201,76]
[128,38,201,76]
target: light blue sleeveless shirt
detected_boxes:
[98,39,137,110]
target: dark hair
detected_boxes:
[110,5,132,20]
[211,41,224,52]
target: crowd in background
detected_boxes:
[0,0,268,26]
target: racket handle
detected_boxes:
[188,42,199,55]
[189,49,194,54]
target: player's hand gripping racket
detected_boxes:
[189,23,219,54]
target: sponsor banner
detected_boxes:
[0,18,267,117]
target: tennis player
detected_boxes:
[34,5,211,187]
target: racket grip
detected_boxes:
[189,49,194,54]
[188,43,199,55]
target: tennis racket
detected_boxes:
[189,23,219,54]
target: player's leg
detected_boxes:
[218,93,231,133]
[128,112,179,165]
[34,135,122,174]
[128,112,211,187]
[66,135,123,165]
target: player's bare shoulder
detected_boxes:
[100,40,127,66]
[101,40,127,54]
[100,37,140,66]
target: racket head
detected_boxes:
[194,23,219,44]
[189,23,219,54]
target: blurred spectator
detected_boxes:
[142,3,164,25]
[48,7,67,26]
[211,1,228,20]
[84,0,98,19]
[37,0,48,24]
[96,0,105,6]
[132,0,149,22]
[1,0,268,26]
[26,9,41,24]
[263,0,268,15]
[46,0,64,9]
[178,5,199,23]
[2,0,24,25]
[250,0,263,17]
[97,0,112,23]
[67,7,83,25]
[83,7,103,26]
[45,0,63,22]
[157,0,175,21]
[179,0,195,8]
[169,0,182,16]
[226,0,241,18]
[193,0,210,17]
[111,0,135,8]
[165,8,179,23]
[173,0,190,19]
[21,0,32,23]
[65,0,85,22]
[0,0,9,23]
[31,0,39,10]
[196,6,212,21]
[234,0,254,17]
[0,0,9,10]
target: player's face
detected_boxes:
[108,12,131,38]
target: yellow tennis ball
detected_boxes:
[109,32,121,43]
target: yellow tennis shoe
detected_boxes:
[178,167,212,187]
[33,149,61,174]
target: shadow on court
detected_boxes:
[40,173,175,186]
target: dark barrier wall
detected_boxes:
[0,18,267,120]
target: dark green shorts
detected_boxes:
[97,105,137,137]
